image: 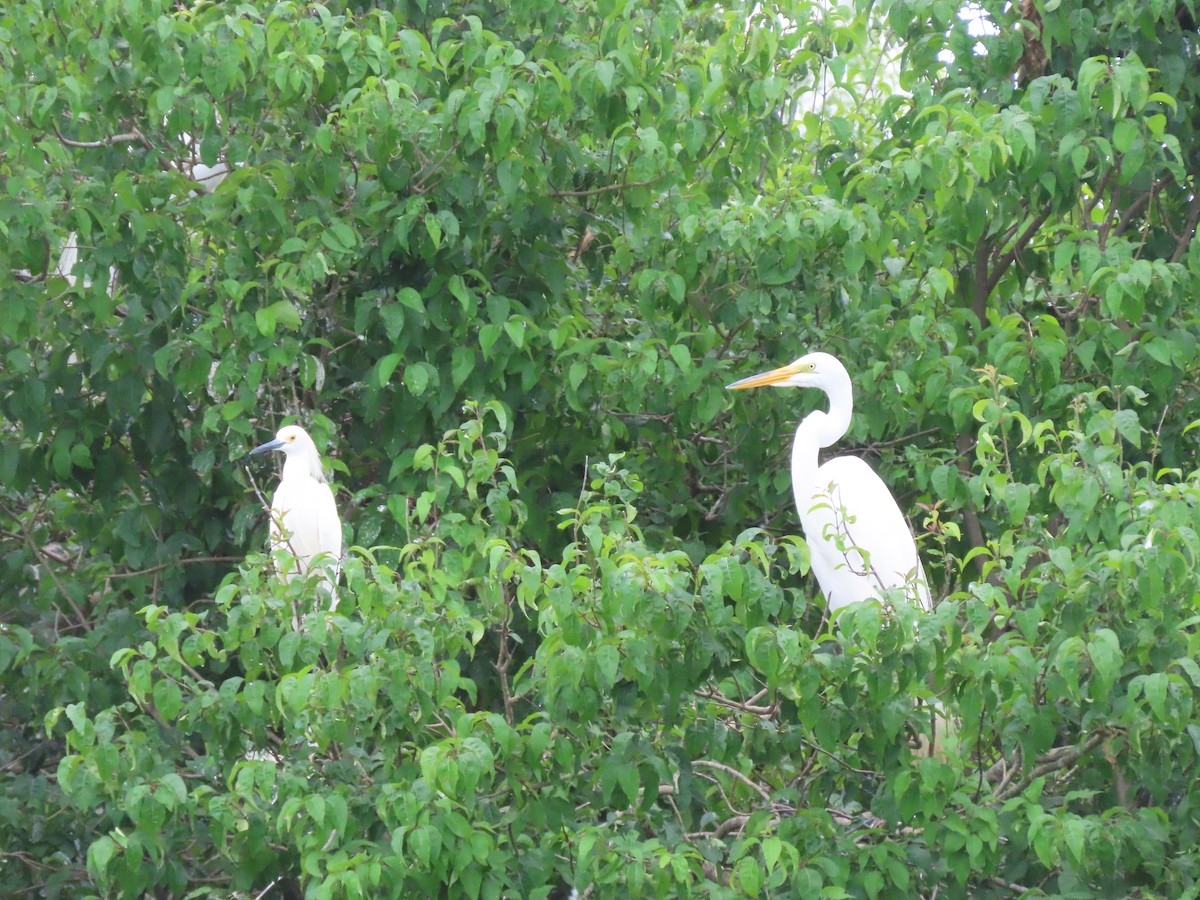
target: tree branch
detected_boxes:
[549,178,659,198]
[1084,165,1114,218]
[695,686,777,717]
[994,730,1113,801]
[1170,188,1200,264]
[955,433,987,576]
[693,760,772,806]
[52,124,150,149]
[494,585,517,726]
[1112,171,1175,238]
[983,202,1054,298]
[107,555,243,579]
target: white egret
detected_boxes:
[727,351,931,615]
[249,425,343,607]
[729,352,955,756]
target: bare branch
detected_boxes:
[983,202,1054,298]
[1171,189,1200,264]
[994,730,1113,801]
[494,585,517,726]
[52,124,150,149]
[549,178,659,198]
[695,686,777,717]
[107,555,243,579]
[18,507,90,630]
[1113,171,1175,238]
[693,760,772,806]
[797,736,879,777]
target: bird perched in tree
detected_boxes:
[249,425,343,609]
[727,351,930,616]
[729,352,953,755]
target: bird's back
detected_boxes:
[270,474,342,580]
[797,455,930,613]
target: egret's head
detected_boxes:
[249,424,327,482]
[726,351,847,391]
[249,424,317,459]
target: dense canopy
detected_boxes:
[3,0,1200,896]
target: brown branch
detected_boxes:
[983,202,1054,298]
[693,760,772,805]
[52,124,150,149]
[797,735,879,777]
[411,139,462,195]
[994,730,1113,801]
[549,177,659,198]
[18,511,90,630]
[1112,171,1175,238]
[860,427,941,454]
[994,214,1026,253]
[686,813,755,840]
[107,555,243,579]
[0,740,53,774]
[972,237,991,324]
[494,586,516,726]
[243,463,303,568]
[955,433,987,576]
[1084,165,1115,217]
[1171,189,1200,264]
[695,686,777,717]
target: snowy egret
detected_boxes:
[249,425,342,606]
[728,352,931,615]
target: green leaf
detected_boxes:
[595,643,619,686]
[595,59,615,92]
[479,324,502,358]
[1112,119,1138,154]
[1062,816,1087,865]
[404,363,431,395]
[152,679,183,721]
[1086,628,1122,699]
[88,835,116,875]
[669,344,692,374]
[377,353,403,386]
[503,319,526,349]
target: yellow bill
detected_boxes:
[726,361,803,390]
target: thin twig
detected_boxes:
[107,555,243,579]
[860,427,940,454]
[1112,171,1175,238]
[252,876,282,900]
[549,178,659,198]
[797,736,879,777]
[52,124,150,149]
[495,586,517,726]
[693,760,772,806]
[1171,188,1200,264]
[695,687,777,717]
[983,202,1054,297]
[995,731,1111,801]
[18,508,90,629]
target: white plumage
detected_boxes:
[728,352,930,615]
[249,425,342,607]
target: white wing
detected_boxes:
[797,455,930,614]
[270,476,342,584]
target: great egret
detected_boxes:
[728,351,931,615]
[249,425,343,607]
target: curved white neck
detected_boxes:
[789,378,853,506]
[801,371,853,445]
[281,451,326,483]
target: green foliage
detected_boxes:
[4,0,1200,895]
